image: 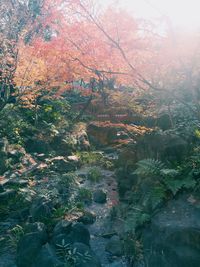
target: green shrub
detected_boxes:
[56,239,92,266]
[76,151,103,165]
[87,167,102,183]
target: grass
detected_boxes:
[87,167,102,183]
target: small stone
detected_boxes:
[77,211,96,225]
[93,189,107,204]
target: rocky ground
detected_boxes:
[1,120,200,267]
[0,144,129,267]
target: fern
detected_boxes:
[164,176,196,195]
[150,185,166,210]
[141,184,166,211]
[183,177,196,189]
[134,158,165,177]
[163,177,183,195]
[125,208,150,233]
[160,168,179,178]
[125,210,139,232]
[137,212,151,225]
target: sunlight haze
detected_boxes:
[102,0,200,31]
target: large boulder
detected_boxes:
[32,243,64,267]
[77,211,96,225]
[30,197,53,222]
[71,223,90,246]
[16,232,47,267]
[24,222,48,241]
[48,156,78,172]
[118,131,189,169]
[87,122,149,147]
[136,132,188,162]
[142,194,200,267]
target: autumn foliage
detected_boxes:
[0,0,200,115]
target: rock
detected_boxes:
[118,131,189,169]
[52,133,78,155]
[116,132,190,203]
[105,236,123,256]
[16,232,47,267]
[51,123,90,154]
[48,156,77,172]
[67,155,80,169]
[32,243,64,267]
[71,223,90,246]
[116,131,129,140]
[73,242,101,267]
[52,222,90,247]
[93,189,107,204]
[156,113,172,130]
[67,155,80,163]
[143,194,200,267]
[77,211,96,225]
[24,222,47,241]
[30,197,53,221]
[87,122,148,147]
[53,220,72,236]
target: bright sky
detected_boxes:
[101,0,200,31]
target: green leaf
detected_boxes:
[134,158,165,177]
[164,178,183,195]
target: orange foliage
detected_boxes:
[14,0,158,104]
[12,0,200,109]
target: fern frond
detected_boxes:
[164,178,183,195]
[160,168,179,178]
[150,185,166,210]
[134,158,165,177]
[183,178,196,189]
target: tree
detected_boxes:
[0,0,47,110]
